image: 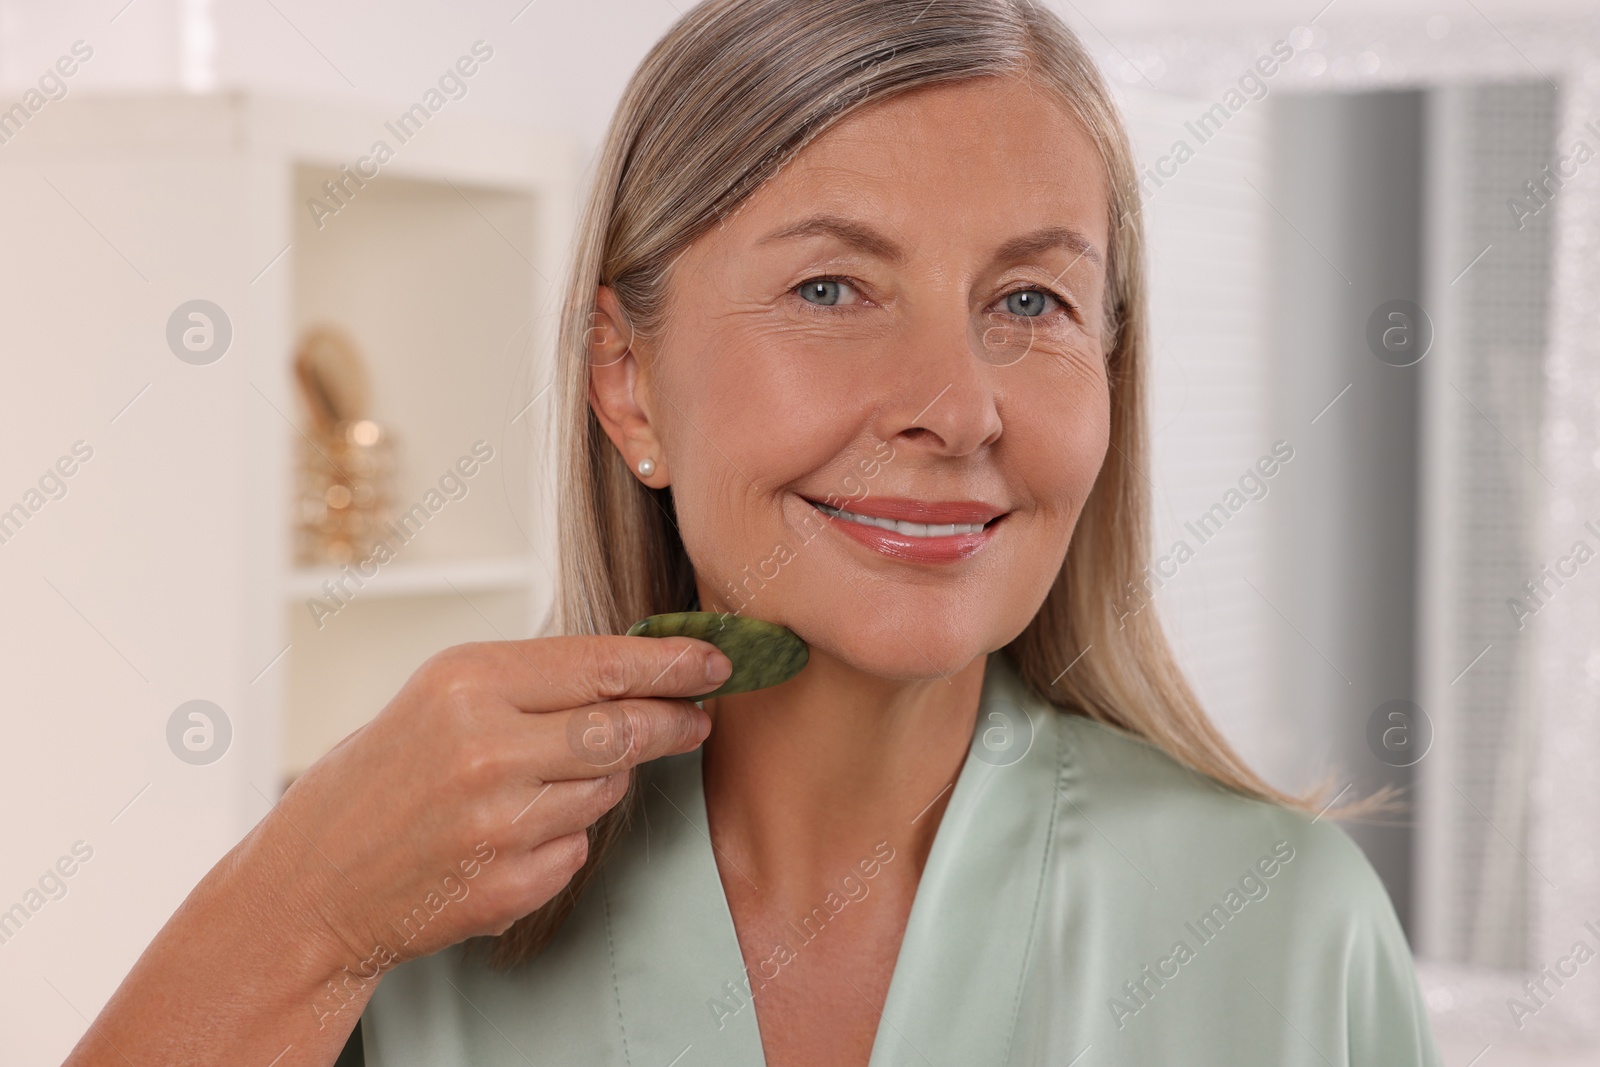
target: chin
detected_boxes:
[797,612,999,682]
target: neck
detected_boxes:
[699,641,988,903]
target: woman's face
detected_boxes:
[591,74,1112,680]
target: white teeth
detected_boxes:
[812,500,988,538]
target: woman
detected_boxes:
[66,1,1442,1064]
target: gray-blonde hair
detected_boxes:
[484,0,1337,970]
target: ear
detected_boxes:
[586,285,668,487]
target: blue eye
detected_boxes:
[799,278,847,306]
[1005,289,1053,317]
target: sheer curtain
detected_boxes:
[1418,80,1559,973]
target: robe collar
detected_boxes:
[600,650,1062,1066]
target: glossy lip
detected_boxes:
[801,494,1007,564]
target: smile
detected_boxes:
[810,500,989,538]
[802,495,1006,564]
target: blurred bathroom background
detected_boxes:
[2,0,1599,1062]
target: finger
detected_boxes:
[523,696,711,781]
[499,772,630,850]
[479,634,733,713]
[488,830,593,926]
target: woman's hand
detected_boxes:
[62,633,731,1067]
[287,633,731,974]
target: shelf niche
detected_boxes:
[282,161,557,784]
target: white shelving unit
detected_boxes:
[273,113,576,783]
[0,92,577,1061]
[1,89,578,817]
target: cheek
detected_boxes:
[657,330,864,579]
[1012,354,1112,513]
[671,462,758,595]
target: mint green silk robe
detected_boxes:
[362,651,1442,1066]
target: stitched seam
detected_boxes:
[998,700,1068,1066]
[601,866,633,1066]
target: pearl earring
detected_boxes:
[637,457,656,477]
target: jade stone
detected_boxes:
[624,611,808,698]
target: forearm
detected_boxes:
[62,810,376,1067]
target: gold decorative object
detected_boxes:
[292,325,396,566]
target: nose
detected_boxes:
[874,300,1004,457]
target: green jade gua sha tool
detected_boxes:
[625,611,808,698]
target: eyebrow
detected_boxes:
[758,213,1103,270]
[994,225,1103,270]
[760,214,906,263]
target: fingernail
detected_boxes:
[705,650,732,685]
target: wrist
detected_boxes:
[210,801,381,1024]
[59,794,382,1066]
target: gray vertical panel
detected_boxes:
[1266,90,1425,935]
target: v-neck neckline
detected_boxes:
[599,650,1064,1067]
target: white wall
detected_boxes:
[5,0,1587,170]
[0,0,679,168]
[1117,86,1289,787]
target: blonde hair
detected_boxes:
[484,0,1348,970]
